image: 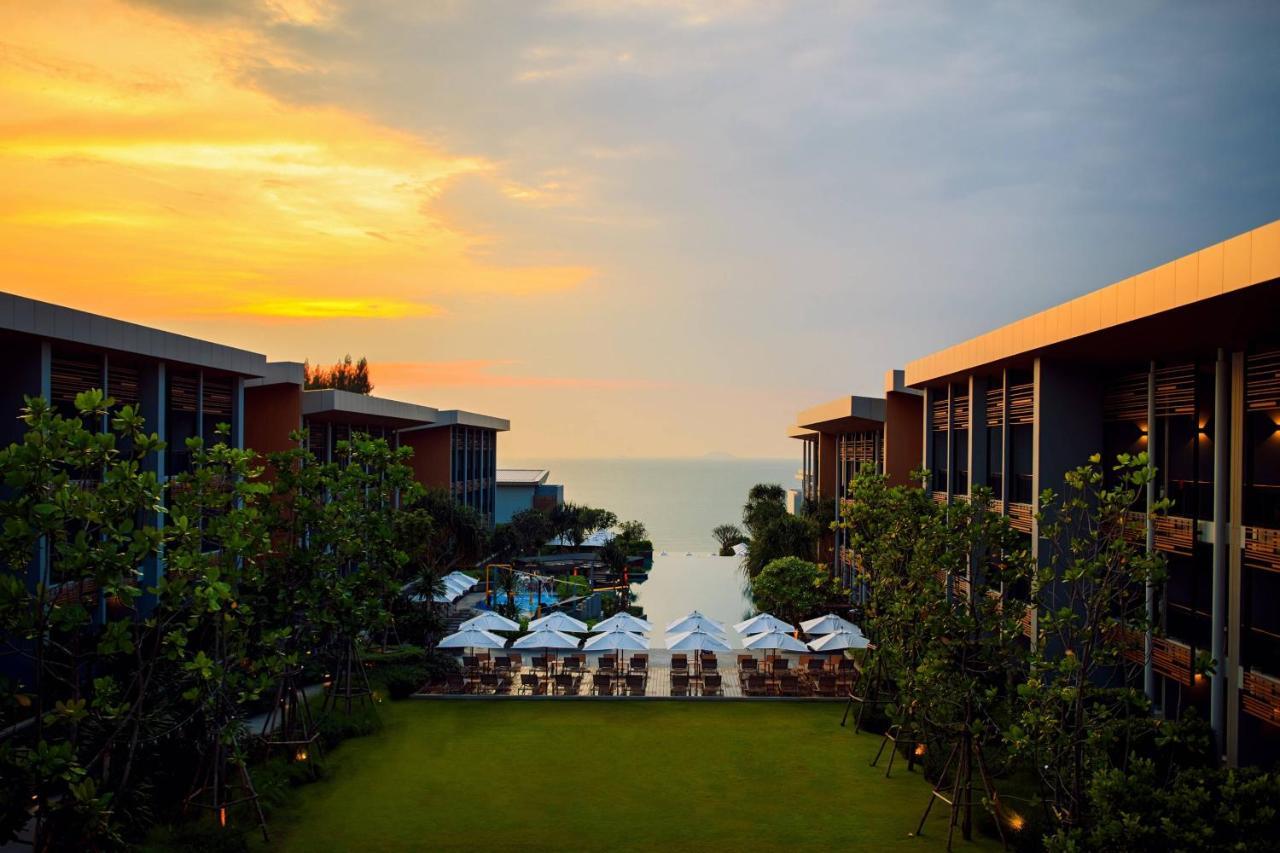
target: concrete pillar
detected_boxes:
[1226,352,1245,766]
[969,375,989,496]
[1145,362,1157,704]
[1210,350,1229,756]
[922,387,935,489]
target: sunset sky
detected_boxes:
[3,1,1279,458]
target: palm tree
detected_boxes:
[712,523,746,556]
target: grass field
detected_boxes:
[260,700,1003,853]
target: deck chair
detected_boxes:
[520,673,544,695]
[444,673,465,694]
[554,673,576,696]
[625,674,646,696]
[815,675,838,697]
[592,673,613,696]
[702,674,723,697]
[671,673,691,697]
[744,674,767,697]
[629,654,648,673]
[671,655,689,673]
[779,675,801,697]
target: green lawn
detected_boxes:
[261,700,1003,853]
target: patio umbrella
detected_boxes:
[666,610,727,635]
[441,576,472,598]
[733,613,795,636]
[743,629,810,655]
[460,611,520,633]
[592,612,653,634]
[444,572,478,590]
[583,627,649,654]
[528,612,590,633]
[666,629,731,652]
[800,613,860,635]
[513,627,581,674]
[806,627,870,652]
[437,627,507,656]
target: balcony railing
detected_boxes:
[931,490,948,505]
[1244,526,1280,573]
[1242,670,1280,724]
[1152,636,1194,686]
[1007,502,1033,533]
[1153,516,1195,556]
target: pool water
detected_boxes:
[490,590,560,617]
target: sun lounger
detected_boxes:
[744,674,768,697]
[625,674,645,696]
[671,673,690,697]
[702,674,723,697]
[592,673,614,696]
[554,673,577,696]
[815,675,837,697]
[779,675,801,697]
[629,654,648,673]
[520,673,544,695]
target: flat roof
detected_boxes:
[794,395,885,435]
[245,360,305,388]
[301,388,437,428]
[403,409,510,432]
[497,468,550,486]
[0,291,268,377]
[906,219,1280,387]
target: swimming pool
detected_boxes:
[489,590,560,617]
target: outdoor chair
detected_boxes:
[625,674,645,696]
[702,674,723,697]
[494,656,511,673]
[671,673,691,697]
[629,654,648,673]
[593,673,614,696]
[779,675,802,697]
[444,673,465,694]
[508,653,523,671]
[671,655,688,673]
[479,673,499,695]
[462,655,479,671]
[599,656,617,671]
[744,674,768,697]
[702,657,719,673]
[807,658,826,674]
[815,675,838,697]
[738,657,758,674]
[563,655,582,672]
[772,658,790,673]
[520,673,545,695]
[554,673,577,696]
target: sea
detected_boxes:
[504,457,797,645]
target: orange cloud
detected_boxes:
[0,0,593,323]
[374,360,669,390]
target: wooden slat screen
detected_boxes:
[1246,349,1280,411]
[985,386,1003,427]
[1103,371,1148,422]
[107,364,141,406]
[840,431,879,466]
[1244,526,1280,573]
[1151,636,1193,686]
[169,374,198,413]
[1007,502,1033,533]
[1242,670,1280,724]
[952,394,970,430]
[1008,383,1034,425]
[202,376,233,417]
[1153,515,1194,556]
[1154,363,1195,418]
[51,354,100,403]
[931,396,949,431]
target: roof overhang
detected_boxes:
[498,468,551,486]
[245,361,304,388]
[401,409,510,433]
[787,425,817,441]
[905,219,1280,388]
[0,291,268,377]
[301,389,437,429]
[795,395,885,434]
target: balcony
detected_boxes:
[931,490,948,505]
[1242,670,1280,725]
[1153,516,1195,557]
[1244,526,1280,573]
[1152,636,1194,686]
[1007,502,1033,533]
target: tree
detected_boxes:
[303,355,373,394]
[712,524,746,556]
[749,557,830,627]
[742,483,788,539]
[744,513,816,578]
[1008,453,1173,839]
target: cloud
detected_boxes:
[374,360,669,391]
[225,298,442,320]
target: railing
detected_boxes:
[1121,511,1147,545]
[1242,670,1280,724]
[1019,602,1035,638]
[1153,516,1195,556]
[931,491,948,505]
[1151,636,1194,686]
[952,575,971,599]
[1110,624,1147,666]
[1007,502,1033,533]
[1244,526,1280,573]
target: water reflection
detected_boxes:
[630,554,754,649]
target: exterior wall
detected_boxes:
[884,391,923,486]
[402,427,452,489]
[244,383,302,456]
[496,483,535,524]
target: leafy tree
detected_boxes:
[749,556,830,627]
[303,355,373,394]
[712,523,746,556]
[1009,453,1172,837]
[403,488,489,573]
[742,483,788,539]
[744,513,816,578]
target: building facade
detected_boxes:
[495,468,564,524]
[400,411,510,526]
[906,218,1280,767]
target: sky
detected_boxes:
[2,1,1279,459]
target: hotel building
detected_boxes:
[905,218,1280,766]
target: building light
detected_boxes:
[219,807,227,828]
[1007,812,1025,832]
[914,743,926,757]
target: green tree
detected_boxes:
[744,513,816,578]
[742,483,788,539]
[749,556,830,627]
[303,354,373,394]
[712,523,746,556]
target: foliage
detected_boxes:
[749,557,831,627]
[744,512,817,578]
[1008,453,1172,833]
[549,502,618,549]
[303,355,373,394]
[492,508,554,560]
[742,483,788,539]
[712,523,746,556]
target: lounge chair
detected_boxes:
[508,653,523,671]
[806,657,826,675]
[744,674,768,697]
[592,673,614,696]
[671,673,691,697]
[520,673,545,695]
[671,655,688,673]
[779,675,801,697]
[625,674,646,696]
[444,673,465,694]
[702,674,723,697]
[478,673,499,695]
[554,673,577,696]
[629,654,648,673]
[599,656,617,671]
[815,675,838,697]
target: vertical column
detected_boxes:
[139,362,166,598]
[969,375,989,498]
[233,377,244,450]
[1145,362,1157,704]
[34,343,52,587]
[945,385,954,501]
[922,387,935,488]
[1226,352,1245,766]
[1000,370,1010,509]
[1210,350,1229,755]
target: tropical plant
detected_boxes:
[749,556,831,627]
[743,513,817,578]
[712,523,746,556]
[742,483,788,539]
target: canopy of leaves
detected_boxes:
[304,354,373,394]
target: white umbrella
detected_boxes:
[444,571,478,590]
[733,613,795,635]
[807,627,869,652]
[432,589,461,604]
[513,627,581,674]
[666,629,731,652]
[583,628,649,653]
[593,612,652,633]
[800,613,860,635]
[666,610,727,635]
[460,611,520,632]
[528,612,590,633]
[442,576,472,597]
[437,627,507,651]
[743,629,810,654]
